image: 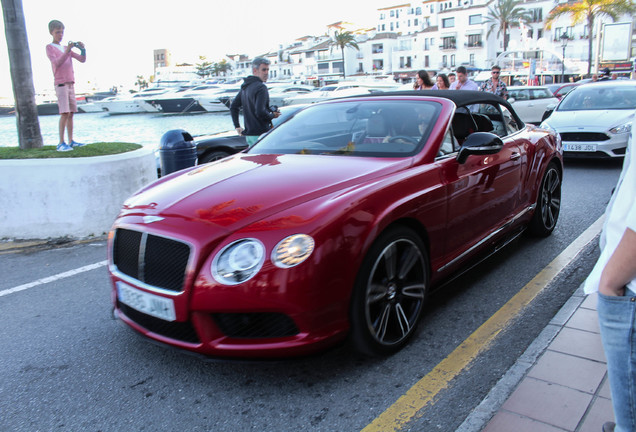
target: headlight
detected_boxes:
[539,121,552,131]
[212,239,265,285]
[609,122,632,135]
[272,234,315,268]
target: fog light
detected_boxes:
[272,234,315,268]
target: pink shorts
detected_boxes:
[55,83,78,114]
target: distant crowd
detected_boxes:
[414,65,509,100]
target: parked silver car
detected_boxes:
[540,81,636,158]
[507,86,560,124]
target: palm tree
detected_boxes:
[196,56,214,78]
[135,75,148,91]
[483,0,533,52]
[332,31,359,78]
[546,0,636,75]
[216,59,232,77]
[2,0,43,149]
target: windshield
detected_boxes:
[558,84,636,111]
[249,100,441,157]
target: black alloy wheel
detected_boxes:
[199,150,231,164]
[350,226,428,356]
[528,162,561,237]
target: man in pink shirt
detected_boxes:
[46,20,86,151]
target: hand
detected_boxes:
[65,42,74,53]
[273,110,281,118]
[599,284,625,297]
[598,228,636,297]
[76,41,85,49]
[235,127,244,135]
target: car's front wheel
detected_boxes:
[350,226,428,356]
[528,162,561,237]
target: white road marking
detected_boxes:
[0,261,108,297]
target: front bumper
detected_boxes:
[561,131,628,158]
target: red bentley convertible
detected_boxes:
[108,91,563,358]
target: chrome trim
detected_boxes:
[138,232,148,283]
[109,225,197,297]
[112,270,187,297]
[436,205,534,273]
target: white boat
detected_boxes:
[147,84,229,113]
[266,84,314,108]
[196,86,241,112]
[77,102,103,113]
[97,88,170,114]
[283,84,385,106]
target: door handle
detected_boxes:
[510,152,521,160]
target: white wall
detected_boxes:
[0,147,158,240]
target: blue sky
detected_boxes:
[0,0,389,97]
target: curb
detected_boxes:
[0,235,107,254]
[455,284,587,432]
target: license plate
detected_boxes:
[117,282,176,321]
[564,143,597,152]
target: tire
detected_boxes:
[350,226,429,356]
[199,150,231,164]
[528,162,561,237]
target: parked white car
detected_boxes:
[507,86,560,124]
[540,81,636,158]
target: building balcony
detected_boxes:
[553,36,574,42]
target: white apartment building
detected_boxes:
[218,0,634,84]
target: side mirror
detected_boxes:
[457,132,504,164]
[541,104,556,122]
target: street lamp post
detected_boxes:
[560,34,570,83]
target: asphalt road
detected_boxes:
[0,158,623,432]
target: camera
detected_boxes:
[69,41,82,48]
[269,105,279,113]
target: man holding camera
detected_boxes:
[231,57,281,147]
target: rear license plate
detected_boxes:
[564,143,597,152]
[117,282,176,321]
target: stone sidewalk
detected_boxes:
[459,288,613,432]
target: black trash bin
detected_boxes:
[159,129,197,175]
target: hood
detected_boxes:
[550,109,634,130]
[241,76,263,90]
[121,153,408,232]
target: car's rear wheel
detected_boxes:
[199,150,231,164]
[528,162,561,237]
[350,226,428,356]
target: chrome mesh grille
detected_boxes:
[113,228,190,292]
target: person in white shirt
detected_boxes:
[449,66,479,91]
[584,114,636,432]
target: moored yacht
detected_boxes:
[96,87,170,114]
[147,84,225,114]
[197,86,241,112]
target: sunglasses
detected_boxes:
[492,71,500,74]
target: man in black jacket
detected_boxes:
[230,57,281,146]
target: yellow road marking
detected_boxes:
[362,215,605,432]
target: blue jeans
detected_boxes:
[598,289,636,432]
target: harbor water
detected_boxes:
[0,111,238,148]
